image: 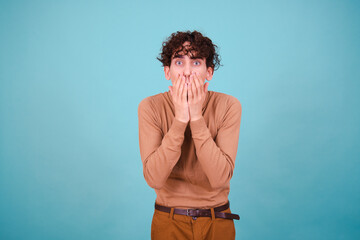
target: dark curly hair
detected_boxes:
[157,30,222,72]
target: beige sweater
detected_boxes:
[138,90,242,209]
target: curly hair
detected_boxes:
[157,30,222,71]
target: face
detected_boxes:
[164,41,214,86]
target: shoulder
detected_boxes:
[211,91,242,111]
[211,92,242,127]
[138,92,165,109]
[138,92,168,117]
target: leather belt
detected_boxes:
[154,201,240,220]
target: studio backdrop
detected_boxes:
[0,0,359,239]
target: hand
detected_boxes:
[168,73,190,123]
[187,71,209,121]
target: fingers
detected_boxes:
[193,72,201,93]
[181,76,187,102]
[178,75,185,99]
[204,81,209,93]
[171,72,208,103]
[192,72,203,99]
[189,74,195,101]
[171,73,188,104]
[174,73,182,96]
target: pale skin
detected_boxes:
[164,42,214,123]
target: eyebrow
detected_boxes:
[173,54,203,60]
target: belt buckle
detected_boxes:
[186,208,199,220]
[186,209,192,216]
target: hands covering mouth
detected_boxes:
[168,71,209,123]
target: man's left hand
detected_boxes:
[187,71,209,122]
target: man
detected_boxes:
[138,30,242,240]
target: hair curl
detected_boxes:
[157,30,222,71]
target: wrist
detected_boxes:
[190,115,202,122]
[175,116,189,123]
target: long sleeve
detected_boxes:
[138,97,188,190]
[189,96,242,189]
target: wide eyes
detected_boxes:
[175,60,201,66]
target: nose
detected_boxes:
[183,63,191,81]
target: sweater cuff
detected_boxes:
[170,117,188,134]
[189,116,210,137]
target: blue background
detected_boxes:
[1,0,359,239]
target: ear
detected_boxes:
[206,67,214,81]
[164,66,171,80]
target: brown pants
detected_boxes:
[151,206,236,240]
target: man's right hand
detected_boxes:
[168,73,190,123]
